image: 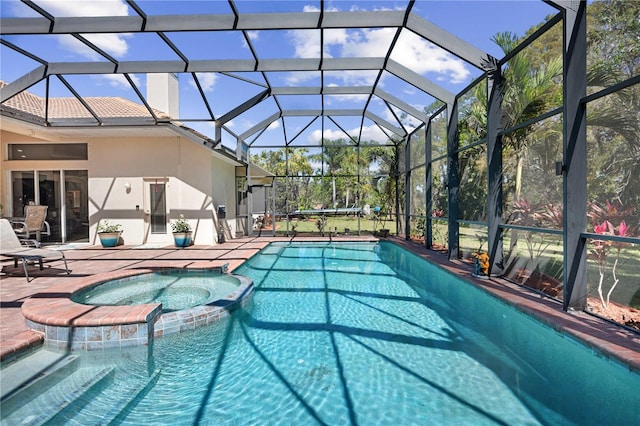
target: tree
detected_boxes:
[587,0,640,78]
[522,1,640,228]
[250,147,314,213]
[317,139,356,208]
[494,31,563,203]
[364,143,399,221]
[584,1,640,226]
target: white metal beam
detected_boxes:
[0,65,47,103]
[239,112,282,141]
[321,10,406,28]
[39,58,390,75]
[364,111,406,136]
[405,13,495,71]
[385,59,455,105]
[1,10,410,34]
[373,88,429,123]
[217,89,270,125]
[271,86,374,96]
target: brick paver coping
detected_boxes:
[20,265,253,351]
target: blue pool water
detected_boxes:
[2,241,639,425]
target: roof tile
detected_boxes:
[0,81,170,122]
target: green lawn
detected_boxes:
[273,215,397,235]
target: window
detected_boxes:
[8,144,88,161]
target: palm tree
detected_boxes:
[493,31,563,201]
[365,143,399,222]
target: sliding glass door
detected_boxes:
[10,170,88,243]
[65,170,89,242]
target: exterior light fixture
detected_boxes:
[124,182,132,193]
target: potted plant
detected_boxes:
[316,216,326,236]
[97,220,122,247]
[472,252,490,279]
[255,215,265,237]
[374,206,391,238]
[377,210,390,238]
[171,215,192,247]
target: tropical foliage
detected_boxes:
[170,215,191,233]
[250,141,398,218]
[97,220,122,233]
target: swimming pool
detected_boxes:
[2,241,639,425]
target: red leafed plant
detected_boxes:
[588,200,635,309]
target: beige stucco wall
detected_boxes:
[88,135,238,245]
[1,128,239,246]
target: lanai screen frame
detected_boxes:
[2,1,637,313]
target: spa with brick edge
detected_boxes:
[20,265,253,351]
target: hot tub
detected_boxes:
[71,269,242,312]
[22,267,254,350]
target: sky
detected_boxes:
[0,0,559,149]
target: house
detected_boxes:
[0,77,252,246]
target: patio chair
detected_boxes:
[0,218,70,282]
[10,205,51,247]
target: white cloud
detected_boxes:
[267,120,280,131]
[242,31,259,49]
[325,70,378,86]
[284,71,320,86]
[323,28,348,51]
[239,119,256,130]
[286,20,469,86]
[302,5,338,12]
[35,0,129,17]
[101,73,139,89]
[391,30,470,84]
[287,30,321,59]
[323,93,368,106]
[32,0,132,60]
[192,73,218,92]
[339,28,395,58]
[58,35,104,61]
[83,33,130,57]
[359,124,391,143]
[309,128,347,144]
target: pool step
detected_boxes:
[47,368,162,425]
[1,366,115,426]
[96,369,161,425]
[0,349,80,412]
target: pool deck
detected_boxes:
[2,235,639,373]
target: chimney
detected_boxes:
[146,73,179,119]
